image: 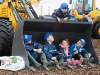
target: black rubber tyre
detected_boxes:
[0,19,14,56]
[92,22,100,39]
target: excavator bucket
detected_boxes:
[12,19,99,69]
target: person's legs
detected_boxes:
[71,58,76,66]
[26,51,41,68]
[56,54,67,66]
[31,52,39,59]
[48,53,62,70]
[39,51,50,70]
[67,59,73,65]
[75,60,80,65]
[48,59,61,69]
[57,54,74,69]
[74,54,84,68]
[81,50,94,66]
[89,57,94,63]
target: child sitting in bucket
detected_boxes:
[42,32,71,69]
[59,38,80,68]
[70,39,94,67]
[52,2,70,22]
[23,34,51,71]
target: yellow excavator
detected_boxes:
[0,0,40,56]
[69,0,100,39]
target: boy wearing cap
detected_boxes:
[52,2,70,22]
[23,34,50,71]
[42,32,72,69]
[70,39,94,67]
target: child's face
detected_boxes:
[76,40,83,47]
[62,40,69,46]
[61,9,67,13]
[47,35,54,42]
[26,40,32,44]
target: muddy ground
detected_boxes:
[0,39,100,75]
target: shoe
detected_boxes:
[56,64,61,69]
[78,64,83,68]
[37,66,43,70]
[30,67,36,71]
[43,60,54,66]
[89,57,94,63]
[43,65,49,71]
[59,62,67,66]
[35,63,41,68]
[48,61,55,65]
[83,58,88,65]
[67,64,75,69]
[88,63,95,67]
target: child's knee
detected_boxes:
[67,59,73,65]
[75,60,80,65]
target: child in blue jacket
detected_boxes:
[52,2,70,22]
[23,34,50,71]
[70,39,94,67]
[42,32,69,69]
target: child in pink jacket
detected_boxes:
[59,39,80,67]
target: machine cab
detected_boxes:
[70,0,94,15]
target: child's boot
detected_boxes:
[59,58,66,66]
[78,57,84,68]
[88,57,94,67]
[28,52,41,68]
[30,66,36,71]
[83,58,88,65]
[89,57,94,63]
[67,63,75,69]
[55,60,61,69]
[78,64,83,68]
[40,52,50,71]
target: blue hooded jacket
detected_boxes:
[25,42,43,53]
[42,42,59,59]
[70,44,92,57]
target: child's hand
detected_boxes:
[63,17,68,21]
[74,50,78,54]
[33,49,38,52]
[51,57,56,60]
[88,54,91,58]
[57,17,60,22]
[37,49,42,53]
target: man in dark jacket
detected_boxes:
[23,34,50,71]
[52,2,70,22]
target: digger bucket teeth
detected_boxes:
[12,19,99,70]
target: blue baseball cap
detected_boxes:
[23,34,32,43]
[44,32,52,40]
[79,39,86,47]
[60,2,69,9]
